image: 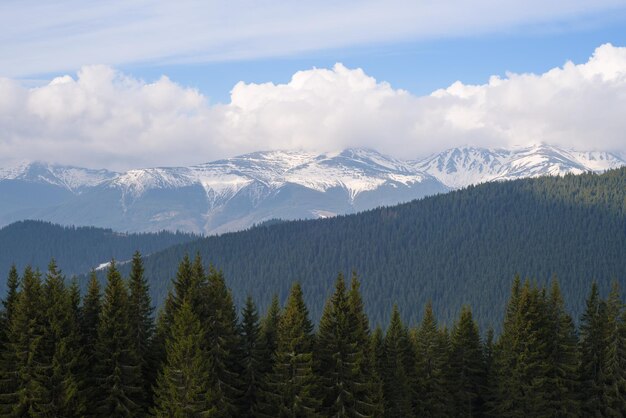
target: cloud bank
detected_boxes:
[2,0,625,77]
[1,44,625,170]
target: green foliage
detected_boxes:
[202,265,243,417]
[41,260,85,417]
[239,296,265,417]
[7,266,50,416]
[114,167,626,330]
[81,270,101,415]
[152,299,216,418]
[93,260,143,417]
[449,306,485,417]
[0,220,198,295]
[316,273,376,417]
[382,305,414,418]
[269,283,320,417]
[1,234,626,417]
[127,251,155,412]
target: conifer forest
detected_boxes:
[1,253,625,417]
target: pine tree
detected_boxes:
[414,301,447,417]
[239,296,265,418]
[511,282,552,417]
[254,294,281,418]
[316,273,373,417]
[127,251,154,412]
[368,326,386,418]
[382,305,414,418]
[81,270,101,414]
[601,282,625,416]
[152,299,216,418]
[93,260,143,417]
[41,259,85,417]
[0,265,20,413]
[543,278,580,417]
[482,327,497,417]
[270,283,320,417]
[8,267,50,416]
[579,282,608,416]
[449,305,485,417]
[489,276,524,418]
[347,272,383,417]
[202,265,243,417]
[2,265,20,323]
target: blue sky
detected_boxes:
[119,14,626,103]
[1,0,626,169]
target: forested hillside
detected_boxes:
[0,220,197,293]
[1,255,625,417]
[114,168,626,329]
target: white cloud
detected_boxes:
[1,44,626,170]
[1,0,625,77]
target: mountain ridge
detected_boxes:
[1,144,624,234]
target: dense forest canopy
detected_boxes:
[108,168,626,329]
[0,220,198,294]
[1,254,624,417]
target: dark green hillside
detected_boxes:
[0,220,198,292]
[120,168,626,329]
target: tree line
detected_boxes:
[115,167,626,329]
[1,253,625,417]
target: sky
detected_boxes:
[1,0,626,170]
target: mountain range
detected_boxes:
[1,144,623,234]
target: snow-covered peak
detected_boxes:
[104,148,432,201]
[0,161,118,192]
[416,144,626,188]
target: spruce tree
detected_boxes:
[239,296,265,418]
[543,278,580,417]
[449,305,485,417]
[93,260,143,417]
[8,267,50,416]
[489,276,524,417]
[510,282,551,417]
[601,282,625,416]
[127,251,154,412]
[254,294,281,418]
[316,273,372,417]
[152,299,216,418]
[81,270,101,414]
[41,259,85,417]
[579,282,608,415]
[270,283,320,417]
[0,265,20,413]
[414,301,447,417]
[347,273,383,417]
[382,305,414,418]
[202,266,243,417]
[2,265,20,323]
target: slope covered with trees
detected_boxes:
[120,168,626,328]
[1,256,625,417]
[0,220,197,294]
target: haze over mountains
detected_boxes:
[1,144,623,235]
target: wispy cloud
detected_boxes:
[1,44,625,170]
[2,0,625,77]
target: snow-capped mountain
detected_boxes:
[1,145,623,234]
[0,161,117,192]
[415,144,625,189]
[0,149,445,234]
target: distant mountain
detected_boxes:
[104,167,625,329]
[1,145,623,234]
[415,144,625,188]
[0,149,446,234]
[0,220,198,294]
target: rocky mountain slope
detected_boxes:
[1,145,623,234]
